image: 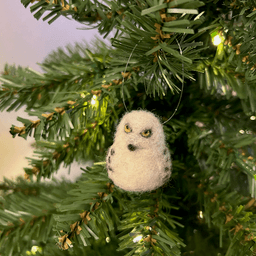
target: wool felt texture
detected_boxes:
[106,110,172,192]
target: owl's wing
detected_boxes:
[106,147,115,173]
[163,145,171,159]
[162,146,172,182]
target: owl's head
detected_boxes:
[114,110,165,151]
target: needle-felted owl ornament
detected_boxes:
[106,110,172,192]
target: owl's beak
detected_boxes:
[128,144,136,151]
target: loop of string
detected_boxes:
[162,38,184,124]
[121,36,185,124]
[121,38,143,112]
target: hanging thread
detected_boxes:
[162,38,184,124]
[121,38,143,112]
[121,37,185,124]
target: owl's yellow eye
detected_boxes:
[124,124,132,133]
[141,129,152,138]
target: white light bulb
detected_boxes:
[250,116,256,120]
[31,246,42,254]
[133,235,143,243]
[91,95,97,105]
[212,35,223,46]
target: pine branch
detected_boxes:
[52,162,185,255]
[6,93,118,179]
[115,189,185,255]
[17,0,207,96]
[0,48,108,113]
[2,1,256,255]
[53,163,118,250]
[183,89,256,254]
[21,0,129,36]
[109,2,205,96]
[0,178,71,255]
[20,116,110,179]
[199,183,256,255]
[195,1,256,112]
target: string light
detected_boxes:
[212,34,224,46]
[133,235,143,243]
[199,211,204,219]
[26,246,42,255]
[91,95,97,106]
[250,116,256,120]
[239,130,245,134]
[211,30,225,46]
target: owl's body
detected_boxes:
[106,110,172,192]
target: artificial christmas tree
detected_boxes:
[1,0,256,255]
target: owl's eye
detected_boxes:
[141,129,152,138]
[124,124,132,133]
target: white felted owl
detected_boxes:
[106,110,172,192]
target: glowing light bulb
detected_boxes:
[212,35,224,46]
[199,211,204,219]
[133,235,143,243]
[91,95,97,105]
[239,130,245,134]
[250,116,256,120]
[26,246,42,255]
